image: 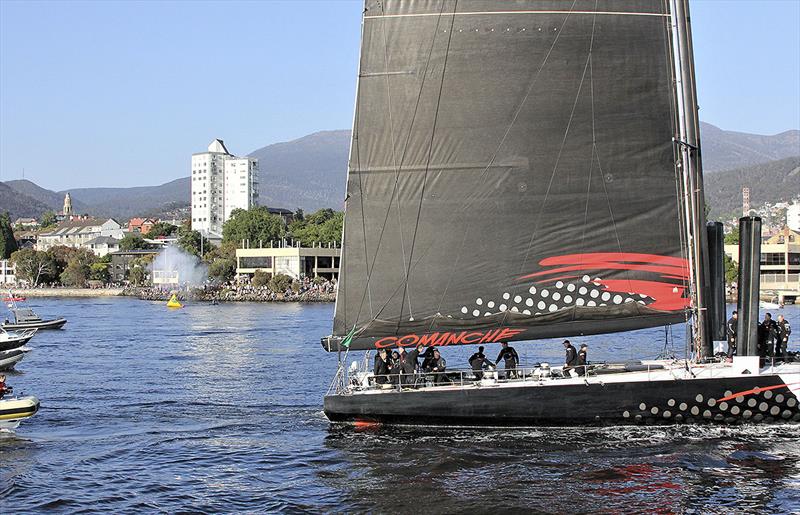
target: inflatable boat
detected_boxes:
[0,395,39,430]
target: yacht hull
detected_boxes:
[2,318,66,331]
[324,367,800,427]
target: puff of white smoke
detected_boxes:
[150,245,208,286]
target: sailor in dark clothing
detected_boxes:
[403,344,424,386]
[563,340,578,376]
[576,344,588,376]
[396,348,411,385]
[496,342,520,379]
[429,349,448,385]
[760,313,779,358]
[469,345,493,380]
[726,310,738,358]
[776,314,791,360]
[388,350,402,384]
[373,349,390,385]
[420,346,438,372]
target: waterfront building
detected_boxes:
[725,226,800,302]
[0,260,15,284]
[235,243,340,280]
[109,249,159,283]
[191,139,259,239]
[36,218,125,254]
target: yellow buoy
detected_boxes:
[166,294,183,309]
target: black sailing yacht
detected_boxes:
[321,0,800,426]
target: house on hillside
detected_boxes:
[128,217,157,234]
[12,217,39,229]
[36,218,125,254]
[84,236,122,257]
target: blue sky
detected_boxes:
[0,0,798,191]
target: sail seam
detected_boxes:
[365,11,671,19]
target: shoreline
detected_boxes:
[6,287,336,303]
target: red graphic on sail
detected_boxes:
[520,253,690,312]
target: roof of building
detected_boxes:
[207,139,230,154]
[85,236,122,246]
[110,249,160,256]
[40,217,120,236]
[13,217,39,225]
[268,208,294,216]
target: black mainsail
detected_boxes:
[326,0,695,352]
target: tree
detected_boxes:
[288,209,343,246]
[724,228,739,245]
[127,257,150,285]
[40,211,57,229]
[222,207,286,247]
[208,258,236,283]
[120,233,152,251]
[60,260,91,287]
[144,222,178,239]
[269,273,291,293]
[89,262,111,283]
[724,253,738,284]
[10,249,55,286]
[176,226,210,257]
[252,270,270,288]
[203,240,236,264]
[0,212,18,259]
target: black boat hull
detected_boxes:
[324,373,800,426]
[2,318,66,331]
[0,336,32,352]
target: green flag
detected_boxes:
[341,326,357,349]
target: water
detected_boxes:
[1,298,798,513]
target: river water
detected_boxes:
[0,298,798,513]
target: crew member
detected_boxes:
[429,349,448,385]
[576,344,588,376]
[726,310,738,358]
[420,346,438,372]
[760,313,779,358]
[777,314,791,360]
[373,349,390,385]
[388,350,402,384]
[469,346,493,380]
[496,342,520,379]
[404,344,424,386]
[0,375,11,400]
[563,340,578,376]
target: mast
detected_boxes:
[672,0,711,358]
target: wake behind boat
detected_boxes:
[320,0,800,427]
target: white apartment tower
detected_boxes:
[191,139,259,237]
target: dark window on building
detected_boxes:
[789,253,800,265]
[760,253,785,265]
[240,256,272,268]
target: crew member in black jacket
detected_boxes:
[496,342,520,379]
[469,346,493,380]
[760,313,779,357]
[726,310,738,358]
[777,314,791,360]
[373,349,390,385]
[563,340,578,376]
[576,344,588,376]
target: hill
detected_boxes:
[66,177,190,220]
[0,182,53,220]
[4,179,90,213]
[248,130,351,211]
[704,156,800,219]
[700,122,799,172]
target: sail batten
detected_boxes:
[329,0,689,351]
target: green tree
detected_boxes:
[222,207,286,247]
[89,262,111,283]
[203,240,236,264]
[724,253,738,284]
[120,233,152,251]
[177,226,210,257]
[144,222,178,239]
[0,212,18,259]
[10,248,55,286]
[39,211,57,229]
[724,228,739,245]
[127,257,151,285]
[57,249,96,287]
[252,270,270,288]
[208,258,236,283]
[268,273,291,293]
[288,209,343,246]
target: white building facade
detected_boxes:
[788,201,800,232]
[0,260,15,284]
[191,139,259,238]
[36,218,125,254]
